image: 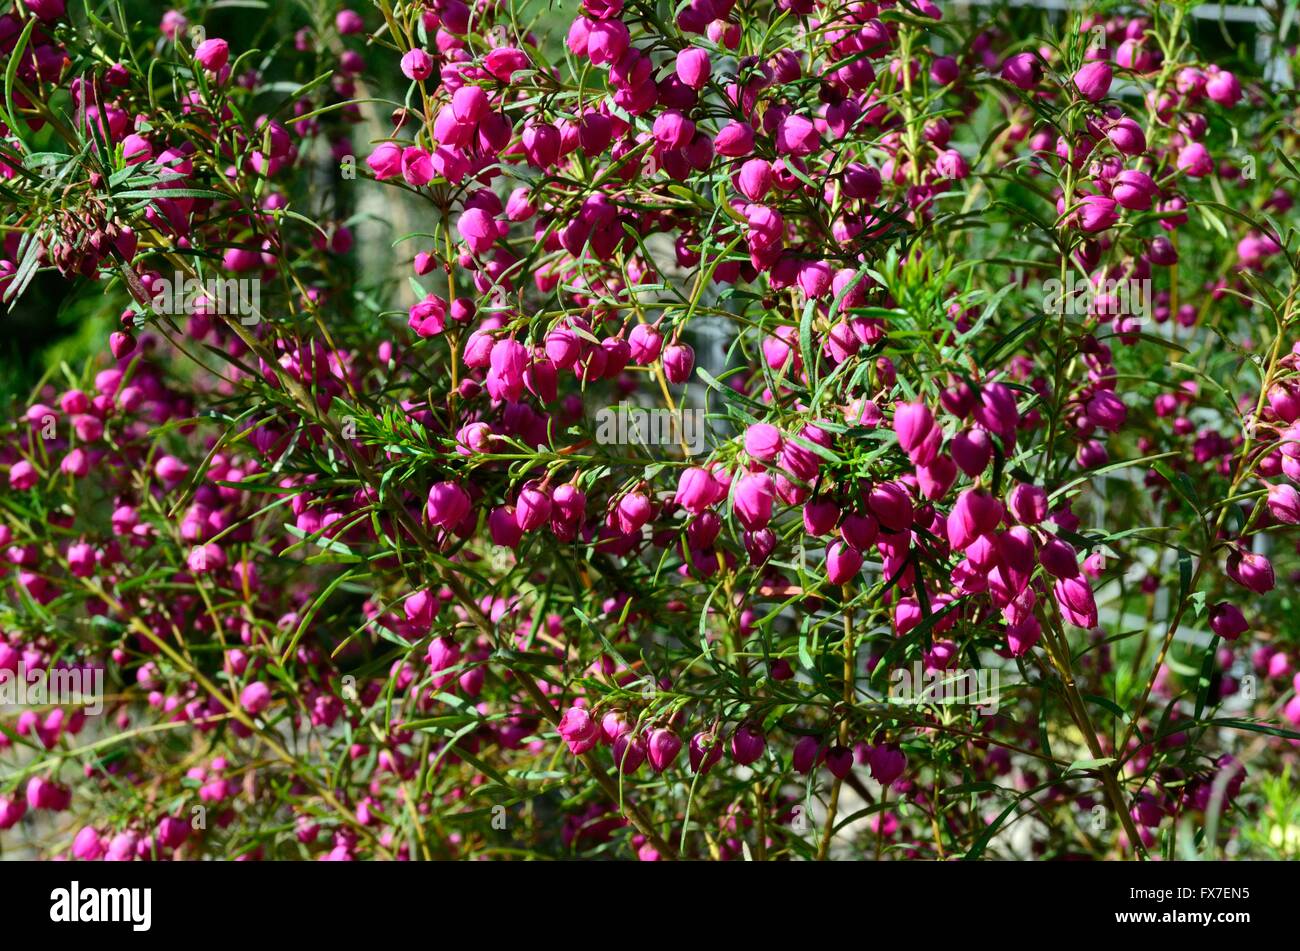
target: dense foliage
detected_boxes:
[1,0,1299,861]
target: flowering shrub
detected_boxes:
[1,0,1299,862]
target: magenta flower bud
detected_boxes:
[917,456,957,500]
[734,472,774,529]
[867,481,913,532]
[967,392,1014,449]
[794,261,835,302]
[587,18,630,65]
[0,796,26,828]
[676,47,711,89]
[743,528,777,565]
[1266,483,1300,524]
[1053,576,1098,628]
[935,148,968,180]
[1111,169,1157,211]
[947,488,1003,550]
[427,636,461,689]
[653,109,695,150]
[715,121,755,158]
[72,826,106,860]
[1108,117,1147,155]
[744,423,782,462]
[1208,602,1248,641]
[28,776,68,811]
[553,483,587,522]
[803,499,839,537]
[1007,483,1048,524]
[1177,142,1213,177]
[826,745,854,780]
[931,55,959,85]
[1006,616,1042,656]
[401,146,434,186]
[1073,61,1112,101]
[843,162,882,201]
[736,158,773,201]
[776,114,819,156]
[689,730,724,774]
[868,744,906,786]
[617,491,653,534]
[675,467,720,514]
[730,723,766,766]
[612,732,646,773]
[628,323,663,364]
[154,455,190,485]
[459,206,498,254]
[647,728,683,772]
[558,706,600,754]
[1226,549,1274,594]
[401,48,434,81]
[240,681,271,715]
[1039,536,1080,579]
[522,122,560,168]
[1205,69,1241,107]
[951,427,992,476]
[1086,388,1128,431]
[26,0,65,21]
[427,481,471,529]
[893,401,936,459]
[825,541,864,586]
[1001,52,1042,90]
[109,331,136,359]
[157,815,189,850]
[663,343,695,384]
[516,485,552,532]
[836,513,876,551]
[195,38,230,72]
[792,735,822,774]
[1076,194,1120,232]
[489,506,523,547]
[366,142,403,180]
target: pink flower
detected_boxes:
[240,681,271,715]
[1054,576,1098,628]
[715,121,755,158]
[730,723,766,765]
[1073,61,1112,101]
[1001,52,1042,90]
[1208,603,1248,640]
[1076,194,1120,232]
[1205,69,1241,107]
[427,481,471,529]
[401,146,434,186]
[1177,142,1213,177]
[733,472,775,530]
[662,343,695,384]
[825,541,864,585]
[744,423,782,462]
[195,38,229,71]
[485,47,530,82]
[675,47,711,89]
[458,207,498,255]
[775,114,819,156]
[400,49,433,81]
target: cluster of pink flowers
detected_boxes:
[0,0,1296,861]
